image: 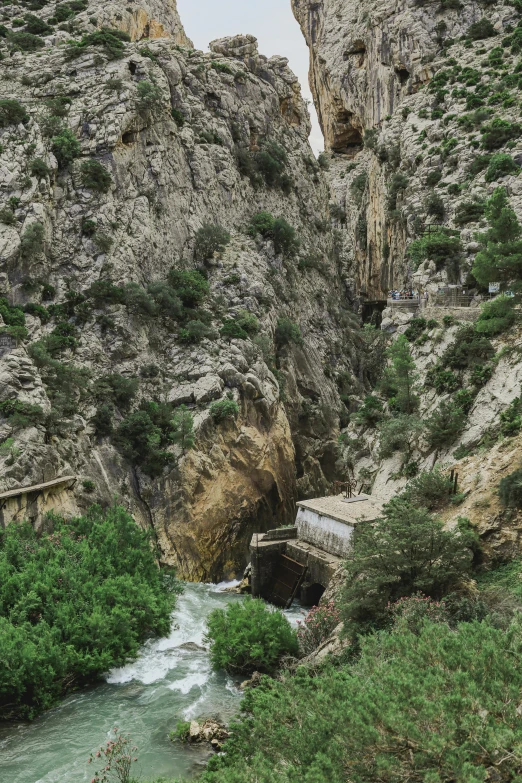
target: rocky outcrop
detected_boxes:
[0,6,361,579]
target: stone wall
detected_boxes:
[295,506,355,557]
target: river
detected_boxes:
[0,581,302,783]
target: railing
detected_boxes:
[431,294,477,308]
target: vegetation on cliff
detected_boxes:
[0,506,181,720]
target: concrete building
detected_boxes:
[250,494,383,607]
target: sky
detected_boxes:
[176,0,324,154]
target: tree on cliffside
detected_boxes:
[473,187,522,295]
[341,498,473,634]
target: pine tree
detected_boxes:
[341,498,473,633]
[387,335,419,413]
[473,187,522,294]
[171,405,195,454]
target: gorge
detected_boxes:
[2,0,522,779]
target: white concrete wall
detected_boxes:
[296,507,354,557]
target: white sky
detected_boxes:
[176,0,324,154]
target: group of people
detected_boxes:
[388,289,421,300]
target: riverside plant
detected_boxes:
[296,600,341,656]
[88,728,138,783]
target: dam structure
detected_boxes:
[250,494,383,607]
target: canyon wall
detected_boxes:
[0,2,363,579]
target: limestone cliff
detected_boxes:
[293,0,521,299]
[293,0,522,560]
[0,2,363,579]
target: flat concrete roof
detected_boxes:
[296,494,383,526]
[0,476,76,502]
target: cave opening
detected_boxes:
[332,109,364,154]
[395,66,410,86]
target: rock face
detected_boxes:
[0,3,363,580]
[293,0,521,299]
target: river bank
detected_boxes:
[0,582,246,783]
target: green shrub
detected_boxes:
[350,171,368,205]
[407,231,462,272]
[147,282,183,319]
[254,141,289,190]
[171,107,185,126]
[204,596,298,674]
[8,31,44,51]
[317,152,329,170]
[401,467,455,510]
[353,394,385,427]
[454,199,485,226]
[499,469,522,508]
[378,414,423,458]
[24,302,50,323]
[170,405,195,454]
[0,398,45,428]
[0,207,15,225]
[425,191,445,220]
[94,373,138,410]
[249,211,275,237]
[425,366,460,394]
[275,316,303,347]
[194,223,230,262]
[20,222,44,261]
[44,96,72,118]
[86,278,125,304]
[0,298,25,329]
[425,400,467,449]
[0,98,29,127]
[442,325,494,369]
[0,506,180,719]
[467,17,496,40]
[500,397,521,437]
[179,319,214,344]
[484,153,520,182]
[23,13,52,35]
[220,319,248,340]
[404,317,427,342]
[342,497,472,632]
[123,282,158,317]
[136,79,164,113]
[115,402,175,477]
[476,295,516,336]
[481,118,521,151]
[105,77,123,92]
[426,170,442,187]
[272,217,298,256]
[209,398,239,422]
[29,158,50,178]
[65,28,130,60]
[81,479,95,493]
[387,172,408,211]
[80,159,112,193]
[51,129,81,167]
[235,309,259,335]
[172,721,191,742]
[167,269,209,307]
[469,153,492,177]
[92,403,114,437]
[211,60,233,75]
[140,363,160,379]
[200,618,522,783]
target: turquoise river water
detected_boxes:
[0,581,302,783]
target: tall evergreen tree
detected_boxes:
[473,187,522,294]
